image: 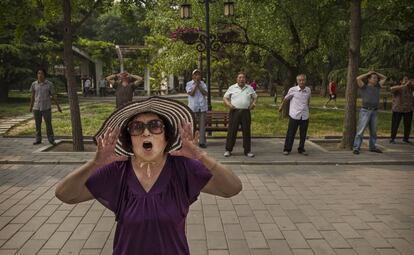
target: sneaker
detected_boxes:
[199,143,207,148]
[334,106,338,109]
[389,139,396,144]
[245,152,255,157]
[403,139,413,144]
[323,105,327,109]
[49,141,57,145]
[298,150,308,156]
[33,141,41,145]
[224,151,231,157]
[369,148,383,153]
[353,150,360,155]
[283,151,290,155]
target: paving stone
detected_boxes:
[308,216,334,231]
[43,231,71,249]
[0,224,22,239]
[240,217,260,232]
[220,211,239,224]
[333,249,358,255]
[332,223,361,239]
[253,210,274,224]
[320,230,350,248]
[187,224,206,240]
[1,231,33,249]
[386,239,414,255]
[227,239,250,255]
[217,199,235,211]
[70,224,95,240]
[376,248,404,255]
[189,240,207,255]
[235,205,254,217]
[206,231,227,250]
[83,231,110,249]
[282,230,309,249]
[307,240,336,255]
[296,223,322,239]
[292,249,315,255]
[274,216,297,231]
[208,250,229,255]
[20,217,47,232]
[259,224,283,240]
[32,224,59,240]
[205,217,223,232]
[56,217,82,232]
[93,217,114,232]
[358,230,392,248]
[268,240,293,255]
[347,238,378,255]
[16,239,46,255]
[244,232,267,249]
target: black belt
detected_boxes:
[362,107,378,111]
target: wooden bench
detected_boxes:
[204,111,241,134]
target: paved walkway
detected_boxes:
[1,95,414,254]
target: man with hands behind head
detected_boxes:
[352,70,387,154]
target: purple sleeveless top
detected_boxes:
[86,155,212,255]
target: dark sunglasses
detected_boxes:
[127,119,164,136]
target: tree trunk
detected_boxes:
[340,0,361,149]
[268,72,274,96]
[320,72,328,97]
[281,68,297,117]
[0,84,9,102]
[63,0,84,151]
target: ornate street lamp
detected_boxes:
[224,1,235,17]
[179,0,235,110]
[180,2,192,19]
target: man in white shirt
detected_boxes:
[279,74,311,155]
[186,69,208,148]
[84,77,91,97]
[223,72,257,157]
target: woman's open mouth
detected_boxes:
[143,142,153,151]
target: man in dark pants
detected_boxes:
[223,72,257,157]
[279,74,311,155]
[390,77,413,144]
[29,68,62,145]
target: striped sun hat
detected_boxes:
[94,96,195,157]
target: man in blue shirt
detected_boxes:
[186,69,208,148]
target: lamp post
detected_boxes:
[180,0,234,110]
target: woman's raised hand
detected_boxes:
[170,120,206,160]
[94,127,128,165]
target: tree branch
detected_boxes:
[73,0,103,34]
[223,22,294,70]
[277,0,300,53]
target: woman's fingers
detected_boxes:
[109,127,120,145]
[194,130,200,145]
[97,137,103,150]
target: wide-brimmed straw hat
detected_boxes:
[94,96,195,157]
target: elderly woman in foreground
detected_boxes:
[55,97,242,255]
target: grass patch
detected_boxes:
[0,90,67,118]
[4,95,406,138]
